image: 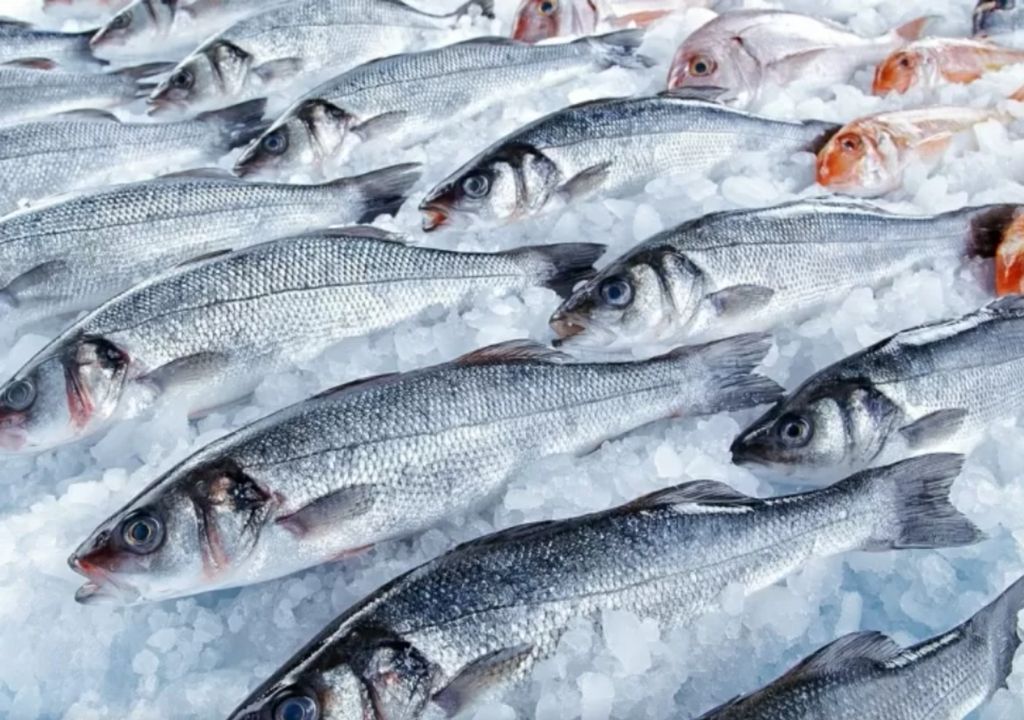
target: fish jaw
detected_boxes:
[68,541,142,605]
[0,410,28,452]
[420,204,451,232]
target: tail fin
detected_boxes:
[893,16,935,43]
[964,574,1024,693]
[196,99,270,151]
[69,28,107,68]
[855,454,984,550]
[581,29,656,70]
[665,333,783,413]
[504,243,606,297]
[336,163,422,223]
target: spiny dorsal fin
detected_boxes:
[175,248,235,268]
[309,371,403,401]
[776,631,904,683]
[157,167,238,181]
[626,480,755,512]
[318,225,407,243]
[52,108,120,122]
[455,339,570,367]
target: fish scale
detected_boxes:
[0,65,149,125]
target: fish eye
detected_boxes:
[897,55,913,69]
[598,276,633,308]
[688,55,716,77]
[170,69,194,90]
[838,134,862,153]
[539,0,557,14]
[2,379,35,412]
[775,414,812,447]
[120,511,164,554]
[461,173,490,199]
[272,694,319,720]
[109,10,132,30]
[260,130,289,156]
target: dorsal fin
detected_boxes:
[777,631,904,683]
[309,371,403,401]
[52,108,120,122]
[455,339,570,366]
[626,480,756,512]
[318,226,407,243]
[175,248,234,268]
[157,167,238,181]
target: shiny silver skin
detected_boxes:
[0,99,267,214]
[732,296,1024,483]
[697,574,1024,719]
[418,94,838,231]
[69,332,780,603]
[551,201,1019,352]
[0,18,98,68]
[233,30,652,180]
[974,0,1024,39]
[0,228,599,455]
[227,453,981,720]
[147,0,495,116]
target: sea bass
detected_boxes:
[696,574,1024,720]
[873,38,1024,95]
[0,18,99,68]
[419,94,838,231]
[550,201,1019,353]
[666,10,929,108]
[0,230,602,453]
[147,0,495,117]
[974,0,1024,40]
[0,100,267,214]
[224,453,981,720]
[0,164,417,338]
[70,332,781,603]
[731,296,1024,483]
[233,31,653,181]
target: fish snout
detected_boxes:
[420,205,450,232]
[729,427,770,467]
[0,410,28,452]
[69,530,137,604]
[549,310,586,341]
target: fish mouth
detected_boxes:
[420,205,450,232]
[0,412,28,453]
[549,312,586,341]
[68,552,139,605]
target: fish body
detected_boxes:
[974,0,1024,40]
[223,453,981,720]
[147,0,494,116]
[697,574,1024,720]
[732,296,1024,482]
[0,229,601,453]
[0,18,98,68]
[419,95,837,230]
[0,100,267,214]
[233,31,652,180]
[667,10,928,108]
[874,38,1024,94]
[550,201,1018,352]
[70,332,781,603]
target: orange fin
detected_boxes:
[608,8,671,27]
[996,215,1024,295]
[895,16,934,42]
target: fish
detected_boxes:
[418,93,839,231]
[511,0,710,44]
[0,229,602,454]
[233,31,653,181]
[0,17,101,69]
[974,0,1024,39]
[666,10,930,108]
[696,574,1024,720]
[873,38,1024,95]
[90,0,289,61]
[147,0,496,117]
[550,200,1020,353]
[223,453,981,720]
[0,164,417,341]
[0,100,268,215]
[731,296,1024,483]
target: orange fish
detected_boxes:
[996,214,1024,295]
[511,0,702,43]
[874,38,1024,95]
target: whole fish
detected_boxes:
[550,201,1018,352]
[90,0,289,61]
[0,100,268,214]
[419,94,838,231]
[697,574,1024,720]
[0,230,602,453]
[147,0,495,117]
[0,164,417,338]
[511,0,701,43]
[974,0,1024,39]
[224,453,981,720]
[873,38,1024,95]
[0,18,100,68]
[70,332,780,603]
[233,31,653,181]
[666,10,929,108]
[731,296,1024,483]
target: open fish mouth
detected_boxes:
[419,205,450,232]
[549,312,586,341]
[68,552,140,605]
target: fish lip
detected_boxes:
[69,552,139,605]
[419,205,450,232]
[0,412,28,452]
[549,314,586,340]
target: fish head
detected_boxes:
[148,41,250,116]
[69,455,277,603]
[234,100,354,180]
[974,0,1023,36]
[873,49,928,95]
[91,0,175,51]
[0,335,131,453]
[816,124,898,196]
[551,243,703,351]
[666,37,761,107]
[419,143,560,231]
[512,0,598,41]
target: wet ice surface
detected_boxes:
[3,0,1024,718]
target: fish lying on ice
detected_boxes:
[233,30,653,181]
[550,200,1020,352]
[69,332,780,603]
[731,296,1024,484]
[696,574,1024,720]
[0,229,602,453]
[873,38,1024,95]
[511,0,708,44]
[224,453,981,720]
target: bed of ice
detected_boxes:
[3,0,1024,717]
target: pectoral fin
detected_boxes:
[140,351,233,395]
[557,162,612,202]
[352,111,409,141]
[898,408,969,449]
[275,484,376,538]
[432,644,535,717]
[0,260,69,307]
[253,57,303,83]
[707,284,775,318]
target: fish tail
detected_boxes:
[195,99,271,151]
[504,243,606,297]
[855,454,984,550]
[579,29,656,70]
[964,574,1024,692]
[336,163,422,223]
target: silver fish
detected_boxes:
[147,0,495,117]
[0,17,100,68]
[731,296,1024,483]
[696,574,1024,720]
[69,332,781,603]
[418,94,839,231]
[550,201,1018,353]
[233,30,653,180]
[0,164,417,339]
[0,99,268,214]
[974,0,1024,39]
[0,229,602,454]
[225,453,981,720]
